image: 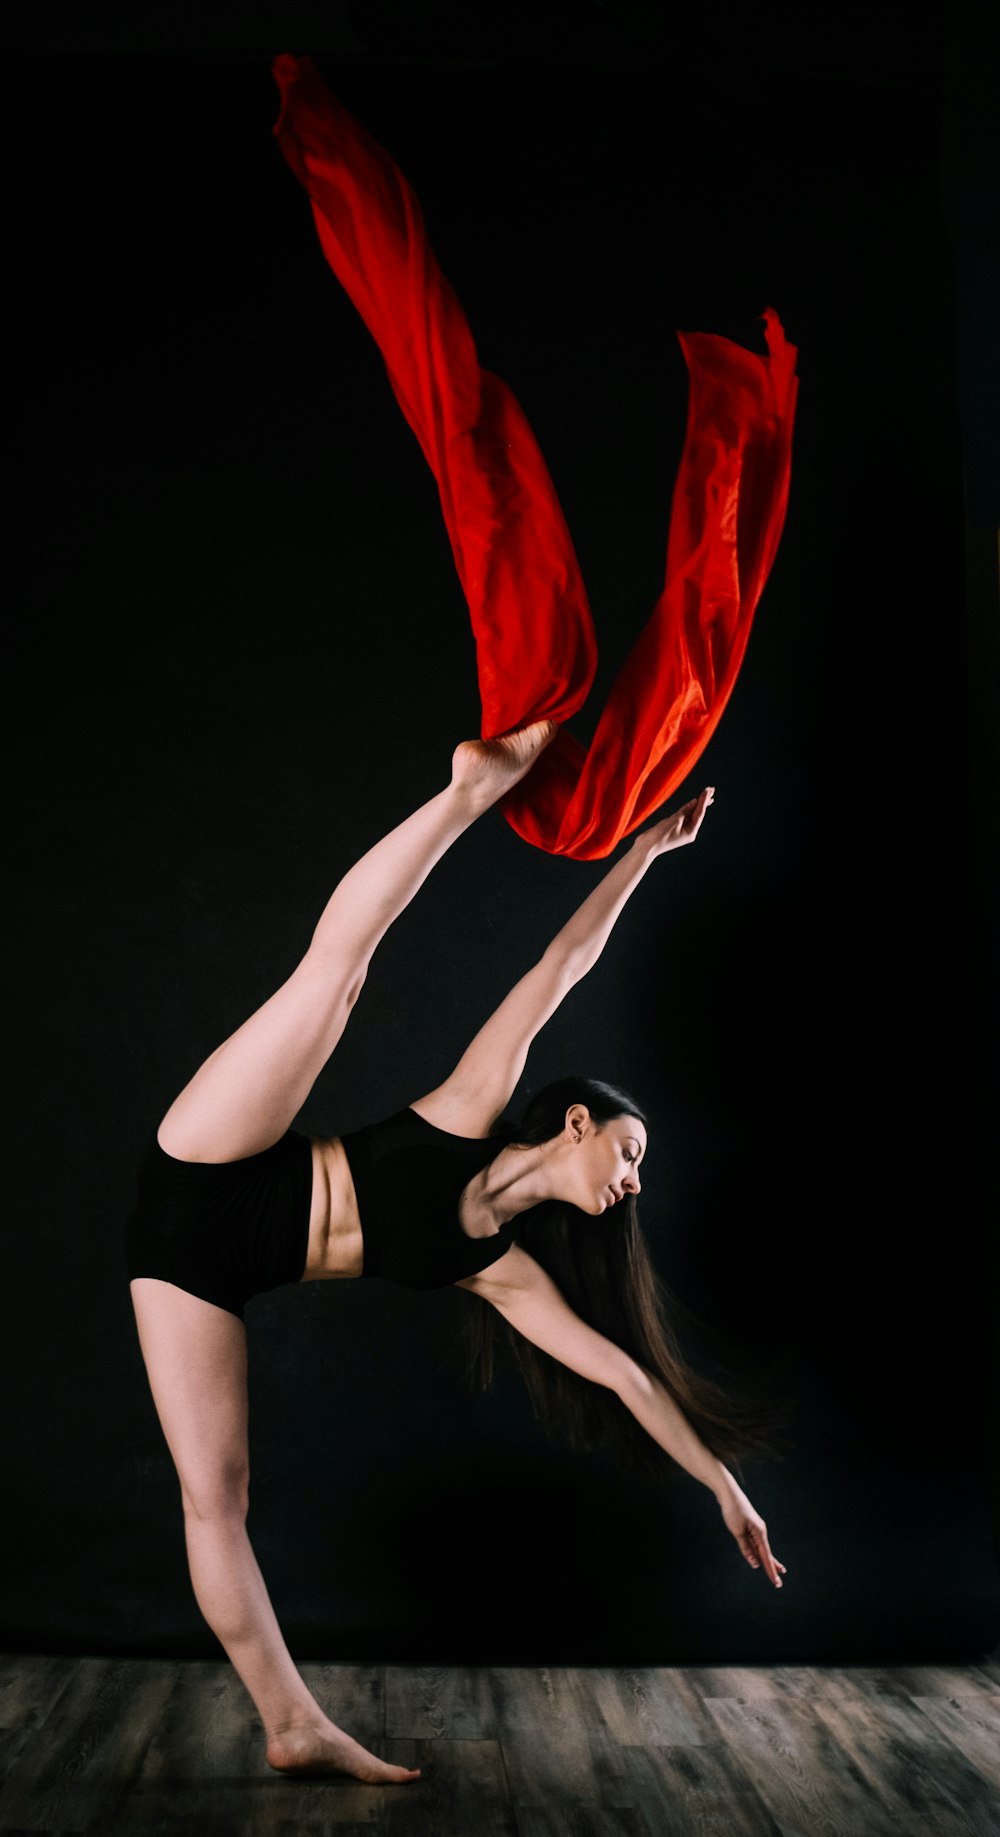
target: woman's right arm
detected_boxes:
[538,786,714,983]
[412,789,715,1133]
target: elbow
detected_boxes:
[544,942,588,986]
[616,1359,655,1405]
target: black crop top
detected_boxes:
[338,1105,516,1288]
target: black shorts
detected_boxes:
[125,1128,314,1321]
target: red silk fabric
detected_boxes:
[272,54,799,859]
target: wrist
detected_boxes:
[711,1462,744,1503]
[631,829,664,866]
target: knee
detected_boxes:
[303,941,369,1009]
[345,963,368,1008]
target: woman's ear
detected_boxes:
[565,1102,591,1142]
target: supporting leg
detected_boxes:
[130,1277,422,1782]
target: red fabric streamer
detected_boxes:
[272,54,799,859]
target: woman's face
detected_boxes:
[566,1107,647,1214]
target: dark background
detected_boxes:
[5,2,998,1663]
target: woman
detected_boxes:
[127,718,787,1787]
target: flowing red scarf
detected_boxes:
[272,54,799,859]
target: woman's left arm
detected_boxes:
[620,1364,787,1589]
[472,1246,787,1591]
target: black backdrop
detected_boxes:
[6,4,998,1664]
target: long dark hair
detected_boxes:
[457,1077,794,1484]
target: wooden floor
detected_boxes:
[1,1654,998,1835]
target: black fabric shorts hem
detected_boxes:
[125,1128,314,1322]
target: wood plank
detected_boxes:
[378,1738,511,1836]
[0,1652,80,1783]
[588,1729,663,1815]
[485,1668,629,1808]
[880,1820,997,1837]
[487,1666,586,1733]
[514,1808,647,1836]
[4,1655,998,1837]
[810,1687,1000,1837]
[119,1787,386,1837]
[902,1664,1000,1701]
[123,1659,385,1833]
[687,1666,785,1700]
[752,1667,836,1702]
[385,1663,498,1738]
[621,1740,784,1837]
[499,1722,637,1814]
[120,1796,386,1837]
[0,1652,77,1729]
[299,1662,388,1751]
[778,1665,918,1704]
[689,1664,922,1704]
[132,1657,260,1782]
[0,1655,175,1834]
[909,1691,1000,1791]
[910,1665,1000,1697]
[260,1823,386,1837]
[704,1691,903,1837]
[806,1663,1000,1709]
[587,1666,713,1746]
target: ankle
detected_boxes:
[443,771,494,821]
[266,1710,331,1740]
[449,723,558,816]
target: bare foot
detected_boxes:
[266,1718,421,1784]
[451,718,559,812]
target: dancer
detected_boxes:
[127,724,787,1786]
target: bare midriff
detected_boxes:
[303,1137,364,1281]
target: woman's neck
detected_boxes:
[475,1141,561,1225]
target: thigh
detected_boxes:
[130,1278,249,1514]
[158,947,361,1163]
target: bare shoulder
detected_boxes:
[409,1083,503,1140]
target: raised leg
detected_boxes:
[158,723,556,1163]
[130,1277,422,1781]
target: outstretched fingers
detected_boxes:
[646,785,716,852]
[683,785,715,837]
[743,1524,786,1589]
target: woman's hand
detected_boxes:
[717,1477,787,1589]
[644,786,715,855]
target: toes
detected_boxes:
[362,1759,421,1784]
